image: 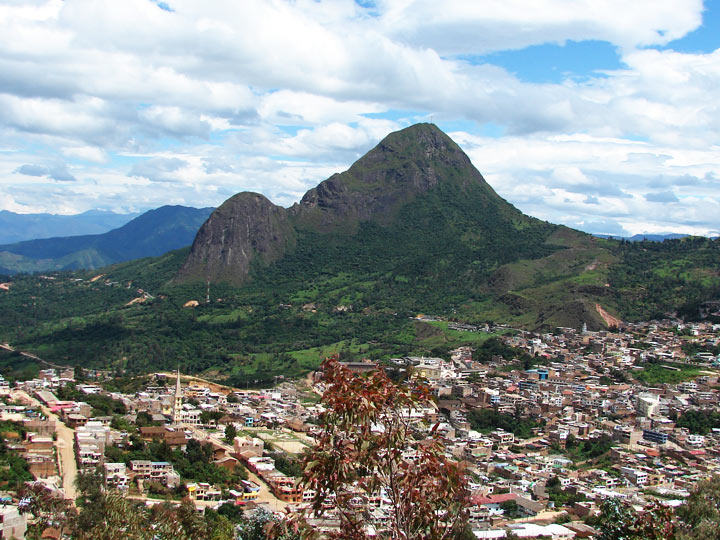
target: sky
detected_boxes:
[1,0,719,237]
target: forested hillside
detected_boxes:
[0,125,718,384]
[1,234,718,386]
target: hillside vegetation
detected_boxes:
[0,125,718,383]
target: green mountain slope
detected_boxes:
[0,205,213,274]
[0,124,718,384]
[178,123,616,329]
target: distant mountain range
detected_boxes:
[0,205,213,274]
[593,233,691,242]
[0,209,140,244]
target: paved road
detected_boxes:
[12,390,78,502]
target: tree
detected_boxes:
[18,482,76,537]
[243,508,300,540]
[676,476,720,540]
[200,409,224,425]
[224,423,238,444]
[596,498,675,540]
[297,357,468,540]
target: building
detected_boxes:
[234,436,264,457]
[104,462,130,490]
[130,460,180,487]
[636,393,660,418]
[267,475,304,503]
[173,369,183,425]
[642,429,668,444]
[621,467,648,486]
[686,434,705,448]
[0,505,27,539]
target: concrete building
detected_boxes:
[636,393,660,418]
[0,505,26,540]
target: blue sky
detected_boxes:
[0,0,719,236]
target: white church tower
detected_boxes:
[173,368,183,425]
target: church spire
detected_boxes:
[173,368,183,425]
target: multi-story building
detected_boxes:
[642,429,669,444]
[0,505,26,540]
[621,467,648,486]
[104,463,129,490]
[130,460,180,487]
[636,393,660,418]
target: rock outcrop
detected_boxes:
[291,123,500,231]
[175,192,294,285]
[176,123,526,285]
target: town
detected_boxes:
[1,315,719,539]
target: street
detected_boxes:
[12,390,78,502]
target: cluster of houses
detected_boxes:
[0,315,719,538]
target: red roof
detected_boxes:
[471,493,519,506]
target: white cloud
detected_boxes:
[456,130,720,235]
[0,0,717,236]
[61,145,107,163]
[15,162,76,181]
[377,0,702,53]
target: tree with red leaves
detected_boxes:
[297,357,469,540]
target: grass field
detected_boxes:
[634,362,707,385]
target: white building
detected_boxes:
[635,393,660,418]
[0,505,26,539]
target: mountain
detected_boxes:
[176,123,619,329]
[178,123,554,285]
[594,233,691,242]
[0,205,213,274]
[176,193,295,285]
[0,209,140,244]
[0,124,718,382]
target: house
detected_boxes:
[234,436,264,457]
[469,493,519,518]
[514,496,546,517]
[104,462,129,490]
[267,475,305,503]
[130,460,180,487]
[138,426,187,448]
[25,454,56,478]
[0,505,27,539]
[240,479,261,502]
[186,482,222,501]
[246,456,275,472]
[506,523,576,538]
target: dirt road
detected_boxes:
[12,390,78,502]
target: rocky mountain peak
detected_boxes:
[175,192,294,285]
[293,123,491,230]
[176,123,508,284]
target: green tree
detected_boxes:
[676,476,720,540]
[242,508,300,540]
[224,423,237,444]
[596,498,675,540]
